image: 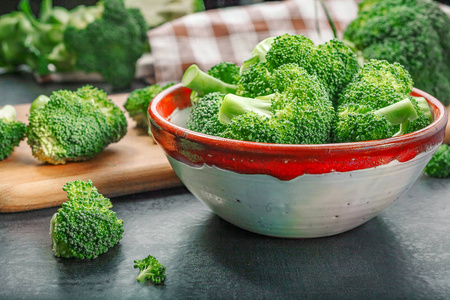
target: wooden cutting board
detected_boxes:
[0,94,182,213]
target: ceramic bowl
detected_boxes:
[148,84,448,238]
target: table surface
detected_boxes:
[1,72,450,300]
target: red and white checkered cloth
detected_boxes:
[147,0,450,83]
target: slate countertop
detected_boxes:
[1,72,450,299]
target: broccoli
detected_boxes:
[207,62,240,85]
[236,34,358,102]
[187,92,227,136]
[124,83,175,130]
[27,85,127,165]
[338,59,414,109]
[182,64,238,97]
[64,0,148,89]
[134,255,166,284]
[343,0,450,105]
[423,144,450,178]
[219,68,334,145]
[332,98,420,143]
[239,36,275,73]
[0,105,26,161]
[50,179,124,259]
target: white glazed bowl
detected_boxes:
[149,85,448,238]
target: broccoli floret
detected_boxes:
[0,105,26,160]
[236,62,274,98]
[50,179,124,259]
[207,62,240,85]
[64,0,148,89]
[187,92,227,136]
[332,98,420,143]
[265,33,316,70]
[338,59,413,109]
[343,0,450,105]
[27,85,127,165]
[124,83,175,130]
[134,255,166,284]
[423,144,450,178]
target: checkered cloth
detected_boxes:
[147,0,450,83]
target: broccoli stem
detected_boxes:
[182,64,237,97]
[414,96,432,123]
[374,98,419,136]
[218,94,273,125]
[0,105,17,123]
[240,37,275,74]
[30,95,50,112]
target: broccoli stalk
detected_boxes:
[50,179,124,259]
[218,94,274,125]
[134,255,166,284]
[374,98,418,136]
[182,64,238,97]
[240,37,275,74]
[0,105,26,161]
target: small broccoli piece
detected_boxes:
[207,62,240,85]
[343,0,450,105]
[332,98,419,143]
[134,255,166,284]
[50,179,124,259]
[27,85,127,165]
[187,92,227,136]
[124,83,174,130]
[423,144,450,178]
[0,105,26,160]
[64,0,148,89]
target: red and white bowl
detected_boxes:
[149,84,448,238]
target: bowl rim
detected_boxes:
[149,83,448,152]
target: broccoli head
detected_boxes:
[134,255,166,284]
[332,98,420,143]
[423,144,450,178]
[27,85,127,165]
[187,92,227,137]
[124,83,174,130]
[0,105,26,160]
[64,0,148,89]
[343,0,450,105]
[50,179,124,259]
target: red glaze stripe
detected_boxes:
[149,84,448,180]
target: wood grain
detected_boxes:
[0,94,182,213]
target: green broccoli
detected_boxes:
[134,255,166,284]
[343,0,450,105]
[187,92,227,136]
[50,179,124,259]
[124,83,175,130]
[239,36,275,74]
[423,144,450,178]
[207,62,240,85]
[0,105,26,161]
[182,64,238,97]
[237,34,359,102]
[64,0,148,89]
[219,67,334,144]
[332,98,421,143]
[27,85,127,165]
[338,59,414,109]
